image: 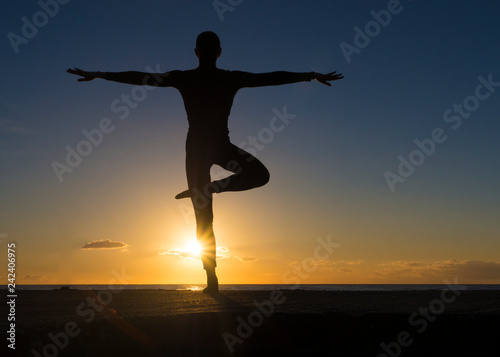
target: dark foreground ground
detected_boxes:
[1,289,499,356]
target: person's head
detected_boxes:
[195,31,221,63]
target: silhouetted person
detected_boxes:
[67,31,343,293]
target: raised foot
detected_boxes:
[175,189,191,200]
[175,184,220,199]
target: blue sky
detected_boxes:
[1,1,499,284]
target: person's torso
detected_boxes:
[176,68,239,136]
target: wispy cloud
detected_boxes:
[288,259,364,268]
[81,239,128,250]
[0,119,26,133]
[283,258,500,282]
[159,248,198,259]
[373,259,500,281]
[216,246,230,259]
[0,149,31,157]
[236,256,259,262]
[159,246,230,260]
[24,274,43,280]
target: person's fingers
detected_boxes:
[67,68,85,76]
[317,78,331,86]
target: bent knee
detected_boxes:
[257,167,270,187]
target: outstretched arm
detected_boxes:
[66,68,176,87]
[237,70,343,88]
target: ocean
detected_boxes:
[6,284,500,291]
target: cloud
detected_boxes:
[160,246,230,260]
[236,256,259,262]
[288,259,364,268]
[24,274,43,280]
[373,259,500,282]
[160,248,198,259]
[286,259,364,274]
[81,239,128,250]
[0,119,25,133]
[345,260,365,265]
[0,150,31,157]
[216,246,230,259]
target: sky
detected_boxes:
[1,0,499,285]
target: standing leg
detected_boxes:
[193,203,218,294]
[185,149,219,293]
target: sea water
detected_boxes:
[6,284,500,291]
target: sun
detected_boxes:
[186,240,202,258]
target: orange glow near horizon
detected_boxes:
[3,120,500,287]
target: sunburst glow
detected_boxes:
[185,240,202,258]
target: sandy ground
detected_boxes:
[2,289,499,356]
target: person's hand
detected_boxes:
[313,71,344,86]
[66,68,100,82]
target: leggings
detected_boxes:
[185,133,270,269]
